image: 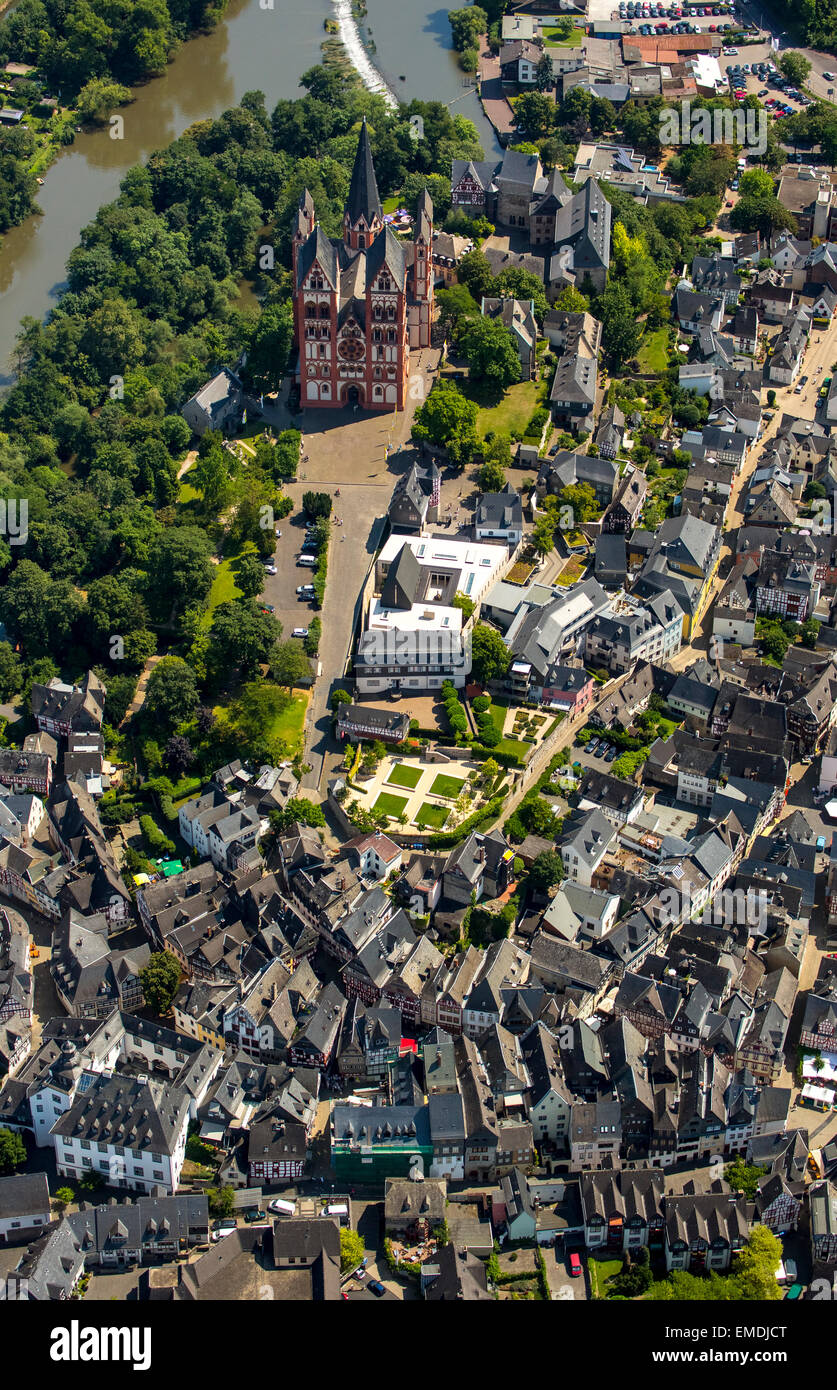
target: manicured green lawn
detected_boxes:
[636,327,671,374]
[489,702,509,737]
[429,773,466,800]
[455,376,545,439]
[414,802,450,829]
[374,791,409,819]
[543,23,584,46]
[269,691,308,754]
[387,763,424,789]
[199,543,258,630]
[178,477,201,504]
[589,1256,623,1299]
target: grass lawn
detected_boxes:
[455,376,544,439]
[374,790,409,819]
[199,543,258,630]
[386,763,424,790]
[636,327,671,373]
[489,701,509,737]
[211,686,308,760]
[414,802,450,829]
[543,23,584,45]
[268,691,308,755]
[589,1257,623,1299]
[178,477,201,504]
[429,772,466,800]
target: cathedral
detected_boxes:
[291,120,434,412]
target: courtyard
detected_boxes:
[350,753,488,831]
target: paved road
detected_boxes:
[263,350,442,792]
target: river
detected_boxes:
[0,0,499,384]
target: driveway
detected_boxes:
[543,1242,589,1300]
[264,351,441,792]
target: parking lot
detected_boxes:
[259,508,324,651]
[613,1,739,37]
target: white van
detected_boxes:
[268,1198,296,1217]
[297,554,317,567]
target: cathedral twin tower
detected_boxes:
[292,119,434,412]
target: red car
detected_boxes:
[569,1252,582,1278]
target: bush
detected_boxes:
[139,815,175,857]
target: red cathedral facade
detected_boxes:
[291,119,434,412]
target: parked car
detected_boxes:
[264,563,277,575]
[244,1209,267,1223]
[569,1251,583,1278]
[605,745,619,763]
[292,627,309,638]
[211,1219,237,1242]
[367,1279,386,1297]
[260,602,275,614]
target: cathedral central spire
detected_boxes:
[344,118,383,248]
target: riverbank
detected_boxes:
[0,0,497,383]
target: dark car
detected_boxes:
[367,1279,386,1297]
[244,1209,267,1223]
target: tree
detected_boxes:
[146,528,213,622]
[0,1127,26,1173]
[164,735,195,775]
[235,552,268,600]
[460,317,521,386]
[554,285,589,313]
[139,952,182,1015]
[738,168,775,201]
[559,482,598,523]
[452,591,476,621]
[330,687,353,711]
[272,640,312,691]
[209,600,282,680]
[302,491,332,519]
[76,78,131,125]
[730,1226,782,1301]
[470,623,511,683]
[194,432,231,514]
[531,513,556,557]
[730,195,797,238]
[724,1157,767,1200]
[478,459,507,492]
[55,1187,75,1208]
[801,618,820,649]
[145,657,199,730]
[412,380,479,469]
[779,52,812,87]
[269,797,325,832]
[340,1227,366,1273]
[456,248,496,302]
[535,52,554,92]
[598,282,642,364]
[246,301,294,393]
[0,642,22,702]
[529,849,564,893]
[208,1184,236,1217]
[515,91,556,139]
[436,282,480,341]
